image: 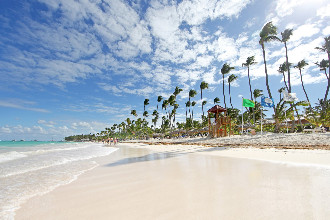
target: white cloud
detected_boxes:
[316,3,330,18]
[0,100,49,113]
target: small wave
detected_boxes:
[0,161,99,220]
[0,151,27,164]
[0,147,117,178]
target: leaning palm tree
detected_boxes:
[315,36,330,106]
[259,22,280,101]
[228,74,238,108]
[242,56,257,100]
[214,97,220,104]
[281,29,293,92]
[294,60,310,105]
[221,63,235,108]
[157,96,163,110]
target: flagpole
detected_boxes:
[242,97,244,135]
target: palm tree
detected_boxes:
[152,110,159,128]
[242,56,257,100]
[173,86,183,99]
[157,96,163,110]
[214,97,220,104]
[221,63,235,108]
[315,36,330,106]
[278,87,286,100]
[253,89,263,98]
[143,99,149,111]
[259,22,280,101]
[168,95,176,127]
[185,101,190,121]
[294,60,310,104]
[228,74,238,108]
[315,59,329,80]
[202,100,207,117]
[143,111,148,117]
[281,29,293,92]
[130,110,137,117]
[278,62,291,91]
[189,89,197,119]
[200,81,209,117]
[191,101,196,121]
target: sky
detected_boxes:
[0,0,329,141]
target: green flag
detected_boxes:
[243,98,255,107]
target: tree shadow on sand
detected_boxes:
[105,145,227,167]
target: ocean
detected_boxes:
[0,141,117,220]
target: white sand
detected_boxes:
[16,141,330,220]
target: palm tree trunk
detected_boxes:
[222,74,226,108]
[299,70,310,104]
[262,44,273,100]
[282,71,289,91]
[324,52,330,106]
[285,42,291,92]
[229,82,233,108]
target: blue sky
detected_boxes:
[0,0,329,141]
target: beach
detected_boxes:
[15,134,330,220]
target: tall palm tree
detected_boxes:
[259,22,280,101]
[228,74,238,108]
[315,36,330,106]
[189,89,197,119]
[214,97,220,104]
[242,56,257,100]
[281,29,293,92]
[294,60,310,105]
[221,63,235,108]
[157,96,163,110]
[143,99,149,111]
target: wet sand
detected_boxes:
[16,143,330,220]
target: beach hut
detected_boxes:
[207,105,232,138]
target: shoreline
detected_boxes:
[16,142,330,219]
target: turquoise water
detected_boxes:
[0,141,117,219]
[0,141,68,148]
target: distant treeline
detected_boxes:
[64,134,95,141]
